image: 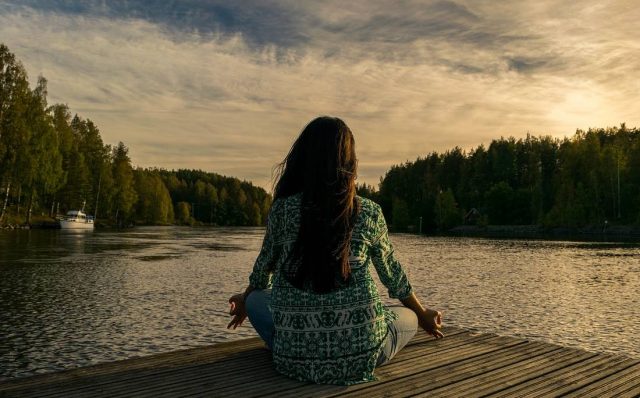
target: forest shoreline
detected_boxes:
[3,43,640,234]
[443,224,640,241]
[4,220,640,242]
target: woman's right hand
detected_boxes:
[418,308,444,338]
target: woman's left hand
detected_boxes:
[227,293,247,329]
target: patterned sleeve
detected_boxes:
[369,203,413,299]
[248,203,277,289]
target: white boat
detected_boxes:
[59,210,95,230]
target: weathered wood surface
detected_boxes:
[1,326,639,397]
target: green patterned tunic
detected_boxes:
[248,193,413,385]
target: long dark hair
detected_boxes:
[273,116,360,293]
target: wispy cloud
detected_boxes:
[1,1,638,189]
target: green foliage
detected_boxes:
[134,169,174,224]
[391,196,410,231]
[156,169,269,226]
[128,167,269,226]
[435,189,462,230]
[485,182,514,224]
[1,44,33,222]
[3,42,639,229]
[0,43,271,227]
[175,201,193,225]
[377,126,640,229]
[112,142,138,224]
[356,182,378,202]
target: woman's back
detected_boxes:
[248,192,413,385]
[229,116,443,386]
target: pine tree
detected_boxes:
[0,44,31,222]
[112,142,137,226]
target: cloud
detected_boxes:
[1,1,639,190]
[9,0,311,47]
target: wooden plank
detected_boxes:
[0,345,267,398]
[449,349,595,397]
[487,354,635,397]
[542,357,639,397]
[37,349,271,396]
[0,338,264,394]
[615,382,640,398]
[130,365,283,398]
[339,341,559,398]
[42,352,275,398]
[2,327,638,398]
[418,348,597,397]
[365,336,517,379]
[563,362,640,398]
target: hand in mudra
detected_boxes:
[419,308,444,339]
[227,293,247,329]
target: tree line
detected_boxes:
[4,43,639,231]
[0,44,270,227]
[358,125,640,231]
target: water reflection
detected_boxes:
[0,228,638,380]
[389,235,639,360]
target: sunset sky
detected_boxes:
[1,1,638,190]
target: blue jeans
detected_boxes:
[245,289,418,366]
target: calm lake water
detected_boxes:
[1,227,638,380]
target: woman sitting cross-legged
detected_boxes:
[227,116,444,385]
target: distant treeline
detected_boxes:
[358,125,640,231]
[4,43,640,230]
[142,169,271,226]
[0,44,270,227]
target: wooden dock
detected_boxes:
[1,326,639,397]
